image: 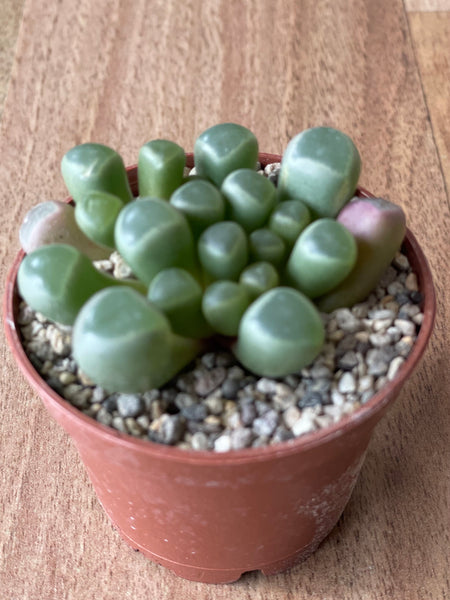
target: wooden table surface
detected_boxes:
[1,1,449,598]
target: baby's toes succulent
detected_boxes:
[286,218,357,298]
[170,179,225,238]
[148,267,212,339]
[61,143,133,206]
[194,123,258,187]
[239,262,280,300]
[278,127,361,218]
[235,287,325,377]
[138,139,186,199]
[202,281,252,336]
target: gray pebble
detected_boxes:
[180,403,208,422]
[366,349,391,376]
[204,395,224,415]
[271,425,294,444]
[155,414,185,445]
[252,409,279,437]
[230,428,253,449]
[117,394,144,418]
[194,367,226,396]
[240,398,257,425]
[112,416,127,433]
[96,407,113,426]
[337,351,359,371]
[334,308,361,333]
[221,378,241,399]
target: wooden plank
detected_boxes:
[0,0,25,117]
[405,0,450,11]
[0,0,449,598]
[409,11,450,198]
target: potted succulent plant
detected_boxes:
[4,123,435,583]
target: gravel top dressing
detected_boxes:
[18,246,423,452]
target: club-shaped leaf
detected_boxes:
[198,221,248,282]
[115,198,197,285]
[235,287,325,377]
[73,286,203,393]
[17,244,118,325]
[138,140,186,199]
[248,228,286,267]
[202,280,252,336]
[268,199,311,250]
[286,218,357,298]
[221,168,277,232]
[75,190,123,249]
[148,268,212,338]
[278,127,361,218]
[61,143,133,205]
[170,179,225,238]
[317,197,406,312]
[194,123,258,187]
[239,261,280,300]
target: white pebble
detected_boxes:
[394,319,416,336]
[387,356,405,381]
[338,372,356,394]
[358,375,374,393]
[292,414,316,436]
[283,405,302,429]
[334,308,361,333]
[369,332,392,347]
[214,434,232,453]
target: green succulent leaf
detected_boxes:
[317,197,406,312]
[17,244,117,325]
[198,221,248,282]
[235,287,325,377]
[221,168,277,232]
[138,139,186,199]
[148,268,212,338]
[278,127,361,218]
[194,123,258,187]
[170,179,225,238]
[115,197,197,285]
[75,190,123,249]
[286,218,357,298]
[61,143,133,206]
[202,280,252,336]
[239,262,280,300]
[268,199,311,250]
[73,286,203,393]
[248,228,286,267]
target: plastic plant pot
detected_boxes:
[3,154,436,584]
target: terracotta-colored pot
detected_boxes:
[3,154,436,583]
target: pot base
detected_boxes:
[115,525,321,583]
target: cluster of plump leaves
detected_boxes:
[18,123,406,393]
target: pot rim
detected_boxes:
[3,153,436,465]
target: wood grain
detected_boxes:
[0,0,449,598]
[409,11,450,198]
[0,0,25,117]
[405,0,450,11]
